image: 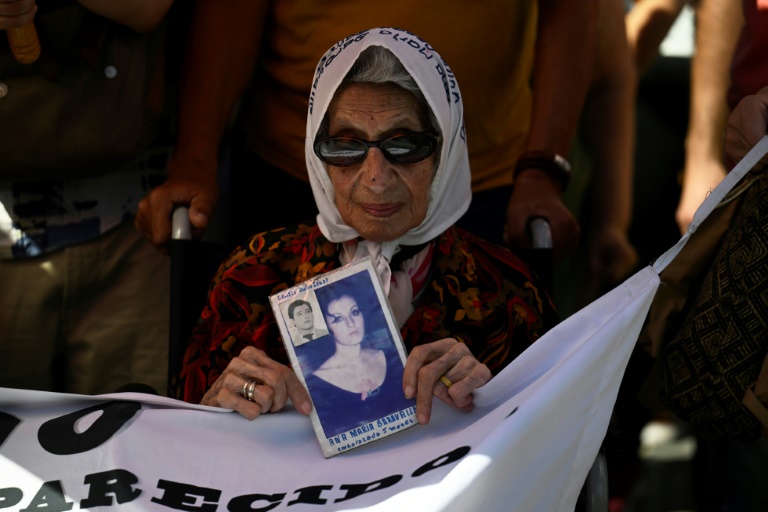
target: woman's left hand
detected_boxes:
[403,338,491,425]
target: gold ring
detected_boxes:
[243,380,257,401]
[439,375,453,388]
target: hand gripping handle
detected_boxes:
[528,216,552,250]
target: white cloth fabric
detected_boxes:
[0,266,656,512]
[305,28,472,308]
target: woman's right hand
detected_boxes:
[201,346,313,420]
[0,0,36,30]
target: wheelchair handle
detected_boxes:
[172,206,192,241]
[528,217,552,250]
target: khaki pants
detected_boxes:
[0,220,169,395]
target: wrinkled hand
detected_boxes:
[724,85,768,170]
[675,159,726,234]
[505,171,580,262]
[201,346,312,420]
[403,338,491,425]
[587,224,637,287]
[135,156,219,253]
[0,0,36,30]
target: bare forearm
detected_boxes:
[77,0,174,33]
[625,0,688,74]
[582,89,635,228]
[172,0,268,174]
[526,0,597,157]
[685,0,743,162]
[581,0,636,229]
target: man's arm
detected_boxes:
[135,0,269,250]
[505,0,597,261]
[676,0,742,234]
[580,0,639,286]
[625,0,688,75]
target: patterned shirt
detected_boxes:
[177,224,558,403]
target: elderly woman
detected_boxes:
[178,28,558,426]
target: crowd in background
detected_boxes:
[1,0,767,510]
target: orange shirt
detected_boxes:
[241,0,537,193]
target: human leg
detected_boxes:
[64,220,170,395]
[0,253,65,391]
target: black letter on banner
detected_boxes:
[151,480,220,511]
[287,485,333,505]
[0,412,21,448]
[38,401,141,455]
[20,481,73,512]
[411,446,471,477]
[334,475,402,503]
[80,469,142,508]
[0,488,23,509]
[228,493,285,512]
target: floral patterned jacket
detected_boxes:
[177,224,558,403]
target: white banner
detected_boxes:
[0,267,658,512]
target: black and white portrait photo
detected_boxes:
[284,296,329,346]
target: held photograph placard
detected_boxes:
[270,257,417,457]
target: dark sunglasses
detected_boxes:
[313,132,440,167]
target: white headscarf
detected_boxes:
[305,28,471,323]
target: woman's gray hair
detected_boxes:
[318,45,441,141]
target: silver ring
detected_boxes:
[243,379,257,401]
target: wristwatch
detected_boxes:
[513,150,572,192]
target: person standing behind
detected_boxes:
[674,0,743,234]
[0,0,177,395]
[679,3,768,509]
[135,0,596,263]
[556,0,639,317]
[623,0,697,272]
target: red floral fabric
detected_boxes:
[177,224,558,403]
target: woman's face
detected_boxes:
[325,83,435,242]
[324,295,365,346]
